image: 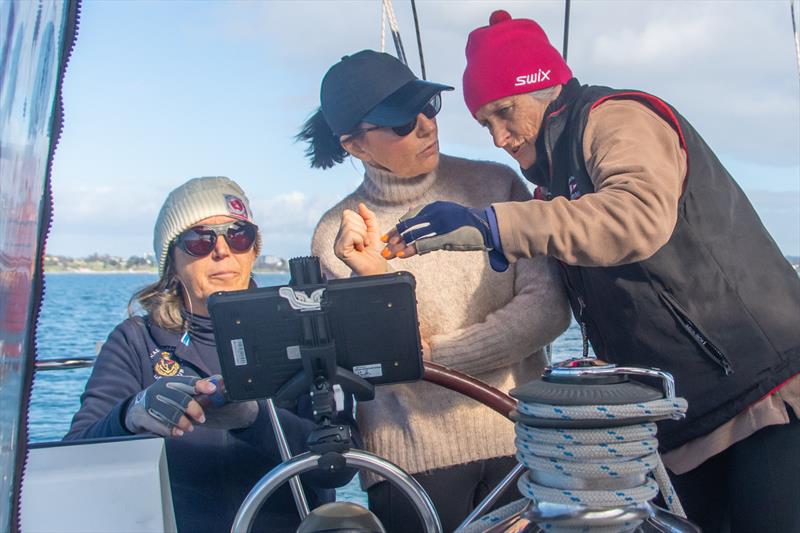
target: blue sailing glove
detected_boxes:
[395,201,509,272]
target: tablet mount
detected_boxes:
[273,256,374,456]
[232,257,441,532]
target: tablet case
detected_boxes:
[208,271,423,401]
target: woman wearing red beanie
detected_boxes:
[384,10,800,533]
[298,49,570,532]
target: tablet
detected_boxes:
[208,271,423,401]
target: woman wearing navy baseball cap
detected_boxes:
[299,50,570,532]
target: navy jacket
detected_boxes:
[65,315,359,532]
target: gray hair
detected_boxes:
[529,85,561,102]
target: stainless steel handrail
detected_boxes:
[231,450,442,533]
[265,398,310,519]
[455,462,525,531]
[35,357,96,370]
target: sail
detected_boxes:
[0,1,79,530]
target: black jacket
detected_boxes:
[528,79,800,450]
[65,315,358,531]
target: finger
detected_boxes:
[169,414,195,437]
[344,229,367,252]
[387,232,404,247]
[358,203,378,230]
[381,241,416,259]
[342,209,368,230]
[398,243,417,258]
[184,399,206,424]
[382,239,405,257]
[165,379,199,397]
[341,215,368,249]
[381,228,398,244]
[147,401,187,431]
[194,379,217,395]
[335,226,368,256]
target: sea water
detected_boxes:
[31,272,588,506]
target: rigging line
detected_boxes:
[383,0,408,65]
[380,1,386,53]
[792,0,800,79]
[562,0,571,61]
[411,0,427,80]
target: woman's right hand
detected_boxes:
[124,375,214,437]
[334,203,388,276]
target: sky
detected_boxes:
[48,0,800,259]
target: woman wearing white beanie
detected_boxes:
[65,176,356,531]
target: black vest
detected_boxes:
[526,79,800,450]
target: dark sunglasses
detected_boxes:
[349,93,442,138]
[175,221,258,257]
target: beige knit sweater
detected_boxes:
[311,154,570,488]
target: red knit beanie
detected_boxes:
[463,10,572,116]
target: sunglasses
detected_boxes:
[175,221,258,257]
[349,93,442,138]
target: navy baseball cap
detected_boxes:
[320,50,453,136]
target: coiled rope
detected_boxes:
[461,397,688,533]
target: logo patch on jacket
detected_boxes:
[151,349,183,378]
[568,176,582,200]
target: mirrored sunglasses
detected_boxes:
[349,93,442,138]
[176,221,258,257]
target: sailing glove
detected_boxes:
[124,375,259,437]
[395,201,509,272]
[125,375,200,437]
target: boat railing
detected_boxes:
[35,357,96,370]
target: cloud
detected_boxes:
[45,0,799,259]
[215,1,800,167]
[251,190,343,258]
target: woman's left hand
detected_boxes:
[334,203,388,276]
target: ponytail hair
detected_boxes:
[296,108,349,169]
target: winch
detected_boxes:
[461,358,700,533]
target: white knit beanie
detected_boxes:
[153,176,261,275]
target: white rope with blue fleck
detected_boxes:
[513,397,688,531]
[458,397,689,532]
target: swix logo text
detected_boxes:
[514,69,551,87]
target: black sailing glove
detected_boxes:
[395,201,509,272]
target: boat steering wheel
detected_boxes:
[230,361,519,533]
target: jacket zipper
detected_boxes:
[557,262,592,358]
[659,292,733,375]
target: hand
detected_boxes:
[124,375,214,437]
[197,375,259,430]
[334,203,388,276]
[382,201,509,271]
